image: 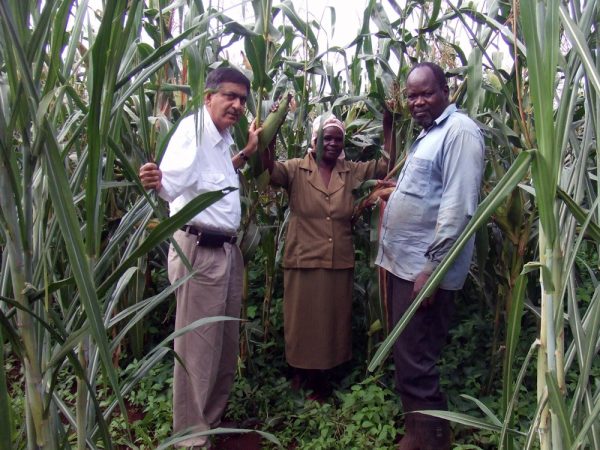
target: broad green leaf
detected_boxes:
[502,275,528,416]
[500,339,540,450]
[520,0,561,244]
[572,390,600,449]
[466,48,483,116]
[108,274,192,352]
[274,0,318,49]
[98,188,232,295]
[218,14,260,38]
[559,5,600,96]
[43,0,71,94]
[428,0,442,27]
[461,394,502,426]
[157,428,281,450]
[557,188,600,243]
[244,34,272,91]
[111,33,207,116]
[412,410,525,436]
[563,196,600,420]
[62,0,89,78]
[116,26,201,90]
[86,0,128,257]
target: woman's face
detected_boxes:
[316,126,344,163]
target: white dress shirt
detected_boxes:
[158,106,241,233]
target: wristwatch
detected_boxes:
[239,150,249,162]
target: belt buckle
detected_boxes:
[196,231,220,247]
[194,230,236,247]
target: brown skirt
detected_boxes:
[283,268,353,369]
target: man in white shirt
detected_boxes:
[139,67,261,449]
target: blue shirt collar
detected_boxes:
[417,103,457,138]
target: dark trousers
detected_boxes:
[387,272,455,412]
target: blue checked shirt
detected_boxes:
[376,104,485,290]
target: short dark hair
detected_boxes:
[205,67,250,93]
[408,62,448,89]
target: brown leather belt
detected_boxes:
[180,225,237,247]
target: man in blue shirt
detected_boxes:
[376,62,485,449]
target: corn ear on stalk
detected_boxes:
[248,91,292,177]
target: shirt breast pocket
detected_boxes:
[391,157,433,228]
[399,157,432,198]
[198,171,227,190]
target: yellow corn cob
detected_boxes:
[248,91,292,177]
[256,91,292,152]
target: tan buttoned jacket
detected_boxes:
[271,154,387,269]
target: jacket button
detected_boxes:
[325,196,329,200]
[328,238,332,242]
[326,216,331,221]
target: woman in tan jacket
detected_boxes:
[265,114,388,399]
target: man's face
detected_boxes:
[406,67,449,129]
[205,82,248,131]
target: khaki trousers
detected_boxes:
[168,229,243,447]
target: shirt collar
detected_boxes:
[200,105,234,148]
[417,103,457,138]
[299,153,349,173]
